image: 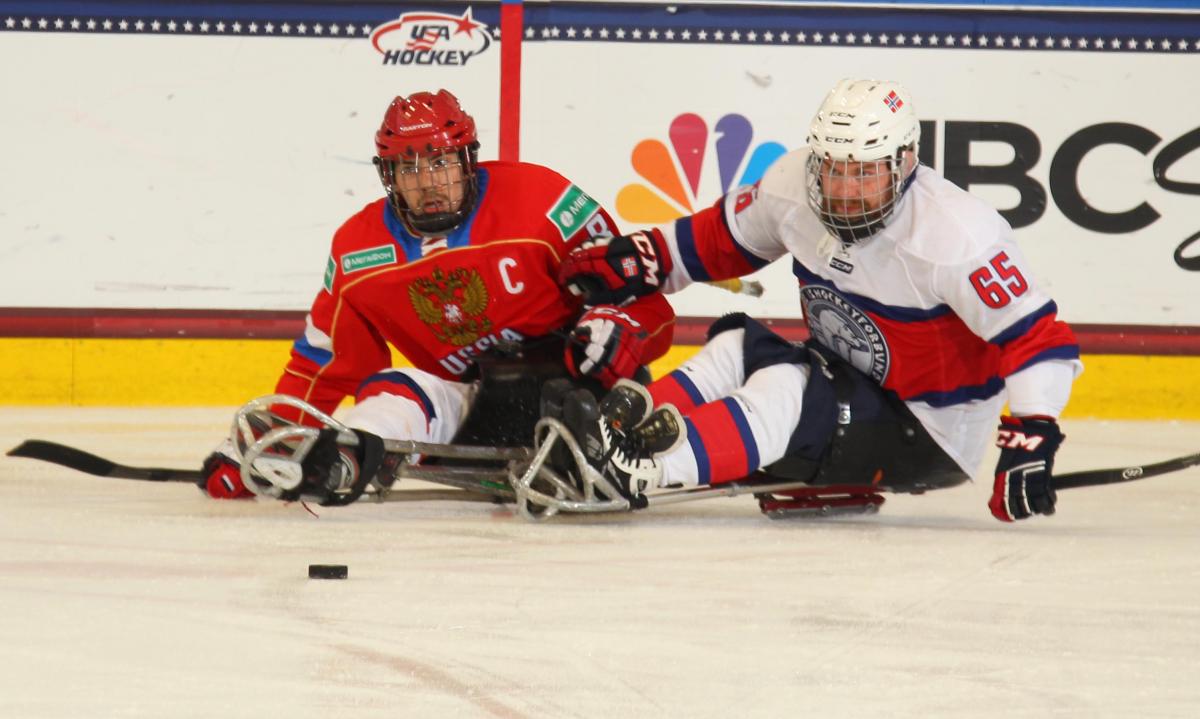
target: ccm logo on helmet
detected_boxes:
[370,9,493,67]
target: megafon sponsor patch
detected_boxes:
[370,8,491,66]
[341,245,398,274]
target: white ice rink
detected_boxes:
[1,407,1197,718]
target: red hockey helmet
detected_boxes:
[373,90,481,237]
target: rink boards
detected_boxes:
[1,331,1197,419]
[1,1,1197,417]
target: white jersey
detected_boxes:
[654,149,1081,474]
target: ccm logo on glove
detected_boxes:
[990,415,1065,522]
[996,428,1048,451]
[629,233,661,287]
[557,230,670,306]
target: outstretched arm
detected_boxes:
[937,237,1082,521]
[558,152,807,306]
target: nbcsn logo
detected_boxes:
[616,113,787,224]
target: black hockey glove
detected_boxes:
[295,428,387,506]
[989,415,1065,522]
[557,230,670,306]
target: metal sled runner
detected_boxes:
[234,395,895,520]
[9,393,1199,521]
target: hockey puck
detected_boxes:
[308,564,348,580]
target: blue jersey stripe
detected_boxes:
[732,237,771,272]
[722,398,760,475]
[793,260,953,322]
[908,343,1080,405]
[1014,344,1082,373]
[381,203,422,262]
[380,168,489,258]
[357,371,437,420]
[989,300,1058,345]
[446,168,488,250]
[292,335,333,368]
[684,417,711,486]
[669,370,707,407]
[908,376,1007,406]
[719,199,772,272]
[674,217,713,282]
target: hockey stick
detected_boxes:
[635,450,1200,510]
[10,438,1198,500]
[1051,451,1200,490]
[5,439,511,504]
[617,448,1200,511]
[7,440,201,482]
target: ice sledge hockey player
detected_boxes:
[555,78,1081,521]
[202,90,674,498]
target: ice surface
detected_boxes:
[1,407,1197,718]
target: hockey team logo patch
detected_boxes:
[370,8,491,66]
[800,285,890,383]
[617,112,787,224]
[341,245,397,274]
[409,267,493,347]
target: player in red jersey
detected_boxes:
[202,90,674,499]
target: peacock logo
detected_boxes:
[616,113,788,224]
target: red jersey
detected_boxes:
[276,161,675,416]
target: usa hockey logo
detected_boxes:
[800,285,890,383]
[616,113,787,224]
[370,8,491,66]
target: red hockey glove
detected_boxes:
[558,230,670,306]
[200,448,254,499]
[564,305,648,389]
[989,415,1064,522]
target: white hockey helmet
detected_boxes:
[806,79,921,242]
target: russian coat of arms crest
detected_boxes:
[408,267,493,346]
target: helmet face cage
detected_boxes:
[805,149,913,244]
[373,90,480,237]
[375,143,480,237]
[804,79,920,244]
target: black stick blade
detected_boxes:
[6,440,201,482]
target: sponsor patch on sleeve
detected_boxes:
[323,255,336,293]
[340,245,398,275]
[546,185,601,240]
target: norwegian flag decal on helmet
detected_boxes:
[883,91,904,113]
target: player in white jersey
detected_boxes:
[555,78,1082,521]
